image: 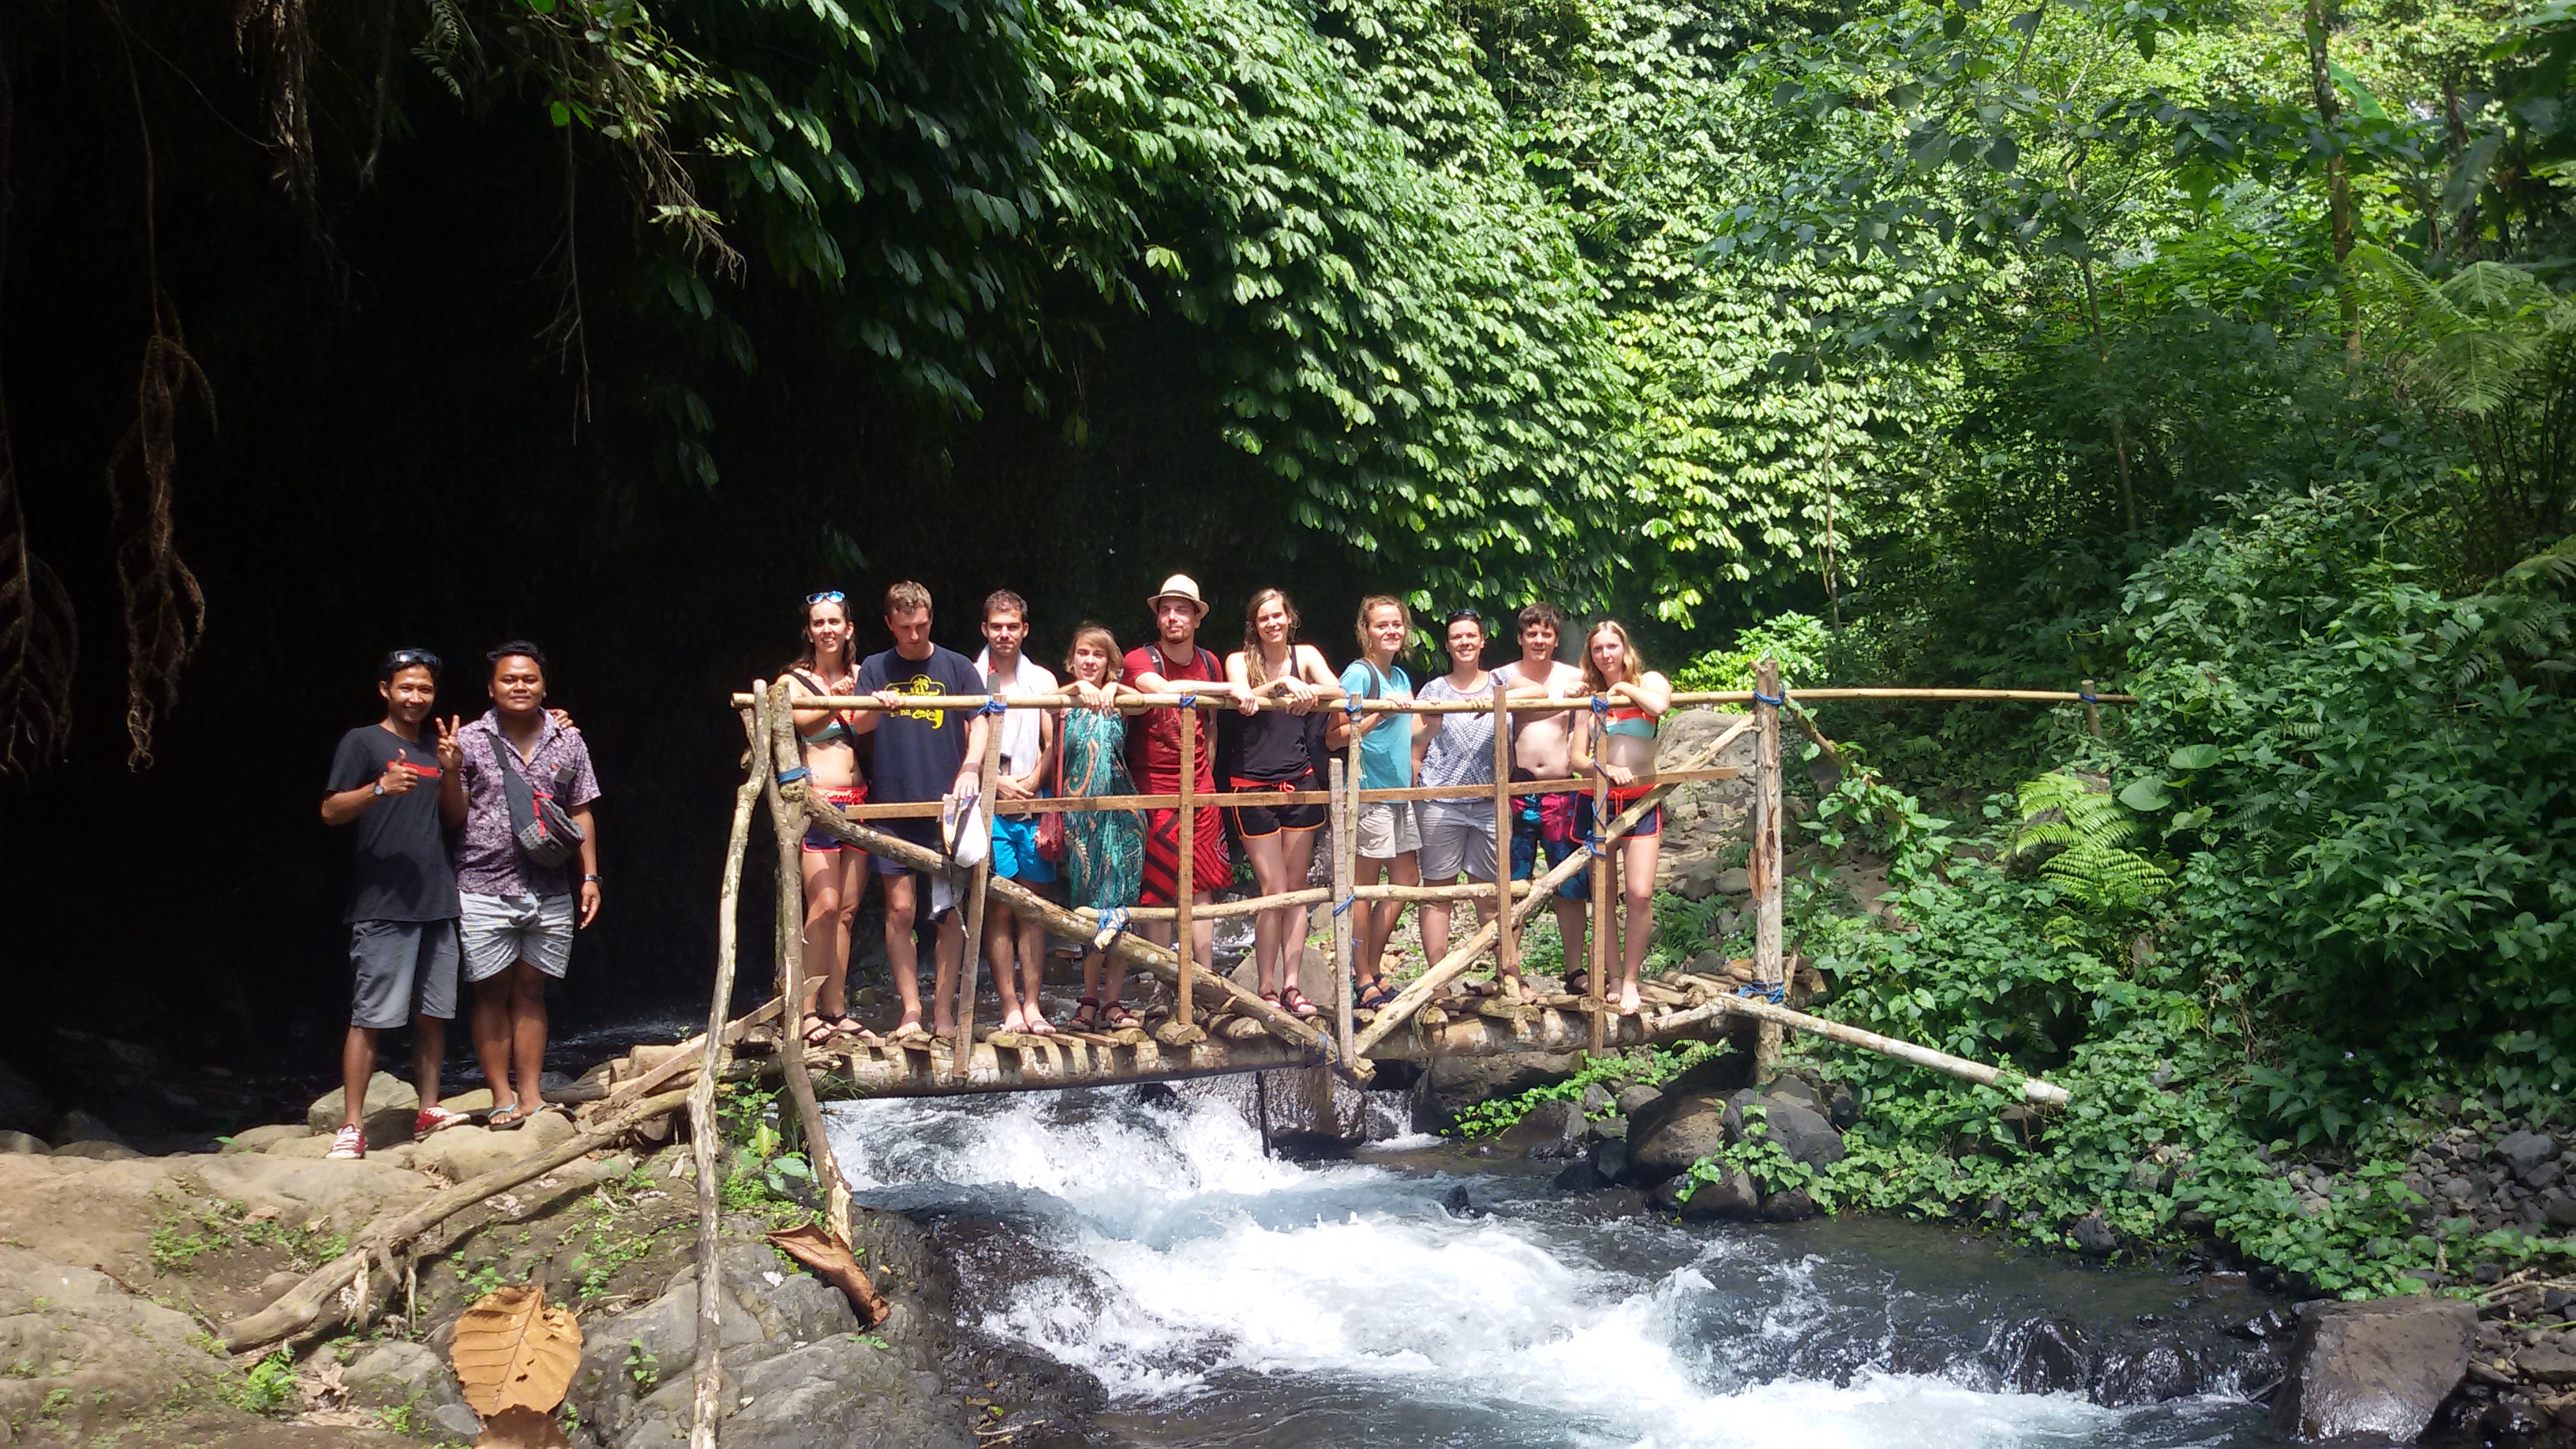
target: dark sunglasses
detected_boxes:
[1444,609,1485,628]
[806,590,847,605]
[384,648,442,672]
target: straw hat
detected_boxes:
[1146,574,1208,616]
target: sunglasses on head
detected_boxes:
[806,590,847,606]
[386,649,442,672]
[1445,609,1483,627]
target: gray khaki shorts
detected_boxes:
[350,919,461,1029]
[459,892,577,983]
[1356,800,1421,859]
[1415,803,1497,882]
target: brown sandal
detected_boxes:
[1103,1004,1143,1030]
[1278,987,1321,1018]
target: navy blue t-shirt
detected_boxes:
[326,724,459,923]
[856,643,985,814]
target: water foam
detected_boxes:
[826,1088,2257,1448]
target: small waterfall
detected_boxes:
[827,1085,2273,1449]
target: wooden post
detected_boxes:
[1174,706,1197,1032]
[766,683,858,1245]
[954,706,1004,1078]
[1752,656,1784,1084]
[1329,756,1356,1065]
[692,701,767,1449]
[1492,676,1516,997]
[2082,678,2102,738]
[1346,717,1366,986]
[1589,707,1610,1061]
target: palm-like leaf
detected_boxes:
[2351,244,2568,418]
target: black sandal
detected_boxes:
[1564,968,1593,997]
[1356,978,1400,1012]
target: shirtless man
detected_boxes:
[1494,603,1591,990]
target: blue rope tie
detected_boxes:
[2078,690,2099,704]
[1346,697,1365,718]
[1582,833,1604,859]
[1736,980,1787,1005]
[979,697,1009,716]
[1178,694,1198,710]
[1753,689,1785,708]
[1094,907,1129,936]
[775,766,810,785]
[1589,695,1609,714]
[1332,896,1356,916]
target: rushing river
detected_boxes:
[827,1079,2282,1449]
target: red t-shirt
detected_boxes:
[1121,643,1222,793]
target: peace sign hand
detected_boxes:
[434,716,465,773]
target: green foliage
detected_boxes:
[2012,770,2170,916]
[1447,1039,1728,1137]
[227,1350,299,1417]
[1679,1103,1840,1209]
[1672,612,1834,691]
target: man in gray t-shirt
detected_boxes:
[1410,610,1502,975]
[319,649,470,1159]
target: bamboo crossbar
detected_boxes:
[732,687,2134,712]
[1116,878,1535,923]
[810,766,1741,822]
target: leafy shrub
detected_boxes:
[1672,612,1833,691]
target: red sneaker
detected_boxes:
[325,1125,366,1159]
[414,1106,471,1138]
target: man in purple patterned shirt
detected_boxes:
[438,642,601,1129]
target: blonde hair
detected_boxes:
[1579,618,1646,694]
[884,580,932,616]
[1242,589,1301,687]
[1353,594,1410,656]
[1062,623,1121,683]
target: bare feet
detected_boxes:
[1000,1007,1031,1035]
[1616,980,1642,1017]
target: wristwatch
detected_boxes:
[372,781,387,798]
[582,874,601,883]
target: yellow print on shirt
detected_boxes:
[892,675,947,727]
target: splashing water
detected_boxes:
[828,1084,2273,1449]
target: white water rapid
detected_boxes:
[827,1081,2272,1449]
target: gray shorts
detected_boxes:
[350,919,460,1029]
[1415,804,1496,882]
[1356,800,1420,860]
[459,892,577,983]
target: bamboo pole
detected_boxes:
[1344,713,1366,1024]
[1752,657,1785,1085]
[765,684,856,1249]
[691,701,767,1449]
[735,687,2141,712]
[1589,714,1610,1061]
[954,709,1004,1076]
[807,767,1738,821]
[1329,756,1357,1065]
[1492,676,1517,998]
[1644,994,2072,1106]
[2083,679,2102,738]
[1116,878,1533,922]
[1174,706,1197,1033]
[796,799,1330,1052]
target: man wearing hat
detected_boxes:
[1121,575,1243,973]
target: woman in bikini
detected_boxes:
[1567,617,1673,1018]
[1055,624,1148,1032]
[784,590,880,1046]
[1223,589,1342,1019]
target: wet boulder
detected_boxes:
[1507,1100,1584,1159]
[2071,1213,2119,1256]
[2496,1128,2559,1179]
[306,1070,420,1148]
[2270,1294,2473,1442]
[1624,1093,1732,1183]
[1724,1090,1845,1170]
[1758,1188,1818,1221]
[1673,1169,1760,1220]
[1412,1053,1582,1133]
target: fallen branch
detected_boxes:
[1643,993,2072,1106]
[222,1086,695,1353]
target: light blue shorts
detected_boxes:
[991,809,1057,884]
[459,892,576,982]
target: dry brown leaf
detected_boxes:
[449,1285,582,1417]
[766,1223,889,1326]
[476,1405,571,1448]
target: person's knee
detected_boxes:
[1623,890,1654,912]
[807,885,842,920]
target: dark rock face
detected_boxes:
[1588,1138,1630,1185]
[0,1061,54,1136]
[1503,1099,1582,1154]
[2001,1319,2091,1395]
[1724,1090,1846,1170]
[1410,1053,1583,1133]
[1614,1084,1664,1118]
[2496,1128,2559,1179]
[2071,1214,2118,1257]
[1758,1188,1818,1222]
[1675,1168,1760,1220]
[2269,1295,2473,1442]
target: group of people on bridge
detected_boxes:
[313,576,1676,1160]
[776,576,1672,1053]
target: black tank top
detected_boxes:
[1237,704,1325,782]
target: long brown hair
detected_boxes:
[1062,623,1121,684]
[791,596,858,684]
[1353,594,1410,662]
[1241,588,1301,688]
[1579,617,1646,694]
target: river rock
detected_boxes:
[51,1140,144,1161]
[223,1121,313,1153]
[1758,1188,1818,1221]
[1724,1090,1846,1170]
[309,1070,421,1148]
[414,1112,578,1181]
[0,1130,46,1155]
[344,1339,470,1416]
[1503,1099,1582,1155]
[50,1107,125,1149]
[2071,1213,2119,1256]
[2270,1294,2474,1441]
[0,1244,231,1440]
[2518,1338,2576,1387]
[2497,1129,2559,1178]
[1412,1053,1583,1133]
[1552,1159,1601,1193]
[1625,1092,1732,1183]
[0,1060,52,1136]
[1677,1169,1759,1219]
[1615,1084,1664,1118]
[1588,1138,1630,1185]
